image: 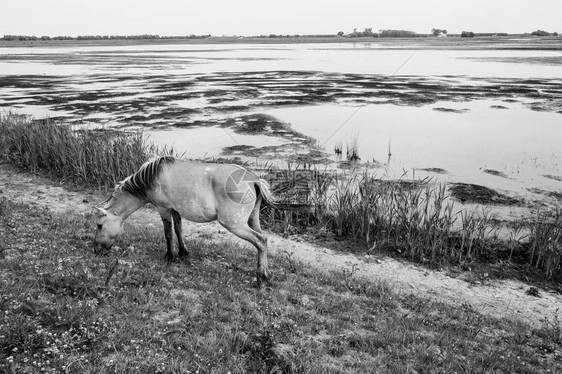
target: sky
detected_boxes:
[2,0,561,37]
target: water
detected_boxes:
[1,43,561,77]
[1,40,561,198]
[264,101,562,196]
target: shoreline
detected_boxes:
[2,35,562,49]
[1,161,561,327]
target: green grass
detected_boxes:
[1,198,561,373]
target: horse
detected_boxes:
[93,156,286,287]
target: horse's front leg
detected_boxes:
[171,210,188,258]
[159,209,175,261]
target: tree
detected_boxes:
[531,30,550,36]
[431,28,447,36]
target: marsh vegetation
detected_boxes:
[2,115,560,281]
[1,37,562,372]
[1,174,561,373]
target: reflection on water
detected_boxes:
[146,126,288,160]
[1,41,561,200]
[1,43,562,77]
[265,100,562,195]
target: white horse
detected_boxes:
[94,156,286,287]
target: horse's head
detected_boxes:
[93,207,123,253]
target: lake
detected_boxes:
[1,38,561,203]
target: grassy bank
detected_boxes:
[1,198,561,373]
[0,114,162,189]
[1,113,561,281]
[264,167,562,282]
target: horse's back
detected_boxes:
[151,161,259,223]
[166,161,257,187]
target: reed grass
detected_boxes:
[2,198,560,373]
[262,167,561,278]
[333,141,343,157]
[528,208,562,279]
[1,113,560,277]
[0,113,165,189]
[345,133,360,162]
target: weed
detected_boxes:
[529,208,562,278]
[1,113,560,279]
[537,310,562,344]
[262,164,560,278]
[0,113,171,189]
[1,196,561,373]
[282,250,305,274]
[345,133,360,162]
[0,197,8,217]
[333,141,343,157]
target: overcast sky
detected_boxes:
[3,0,561,37]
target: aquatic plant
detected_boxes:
[333,141,343,157]
[345,133,360,162]
[0,113,167,189]
[262,167,560,277]
[528,208,562,279]
[1,113,560,278]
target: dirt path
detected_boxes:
[1,163,560,328]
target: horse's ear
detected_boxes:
[94,207,109,216]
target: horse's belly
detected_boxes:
[174,202,217,223]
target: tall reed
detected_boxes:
[325,172,463,263]
[1,113,560,277]
[0,113,162,189]
[528,208,562,279]
[263,168,562,278]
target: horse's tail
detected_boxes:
[255,179,312,211]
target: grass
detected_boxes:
[529,208,562,279]
[0,114,561,372]
[1,113,560,279]
[345,134,360,162]
[261,167,562,281]
[0,113,166,190]
[333,142,342,158]
[1,198,561,373]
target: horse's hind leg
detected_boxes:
[158,209,175,261]
[222,223,270,288]
[248,193,262,234]
[171,210,188,258]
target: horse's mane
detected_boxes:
[119,155,176,199]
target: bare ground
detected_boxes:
[1,162,560,328]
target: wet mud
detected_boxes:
[449,183,523,206]
[2,68,561,164]
[2,70,561,127]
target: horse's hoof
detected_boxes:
[256,271,273,289]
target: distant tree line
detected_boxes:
[343,28,419,38]
[253,34,334,39]
[379,29,417,37]
[1,34,211,41]
[4,29,559,43]
[531,30,558,36]
[431,28,447,36]
[340,27,560,39]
